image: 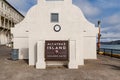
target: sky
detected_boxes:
[6,0,120,42]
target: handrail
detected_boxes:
[100,48,120,51]
[98,48,120,59]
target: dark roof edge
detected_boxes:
[4,0,24,17]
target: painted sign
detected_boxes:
[45,41,69,61]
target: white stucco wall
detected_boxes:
[83,37,97,59]
[11,0,98,69]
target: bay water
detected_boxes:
[101,44,120,49]
[100,44,120,54]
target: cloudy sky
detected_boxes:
[6,0,120,41]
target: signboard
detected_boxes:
[45,41,69,61]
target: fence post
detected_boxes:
[97,48,100,54]
[103,49,104,55]
[111,49,113,58]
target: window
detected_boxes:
[2,2,3,8]
[51,13,59,22]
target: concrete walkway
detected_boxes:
[0,46,120,80]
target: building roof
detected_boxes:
[4,0,24,18]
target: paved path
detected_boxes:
[0,46,120,80]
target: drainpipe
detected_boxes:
[97,20,101,54]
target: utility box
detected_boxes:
[11,49,19,60]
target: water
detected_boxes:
[101,44,120,49]
[100,44,120,54]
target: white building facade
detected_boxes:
[12,0,98,69]
[0,0,24,45]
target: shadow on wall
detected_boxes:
[21,48,28,59]
[21,48,29,64]
[20,43,37,64]
[35,43,37,63]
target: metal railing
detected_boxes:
[98,48,120,58]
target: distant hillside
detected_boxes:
[101,40,120,45]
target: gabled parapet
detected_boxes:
[12,0,98,69]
